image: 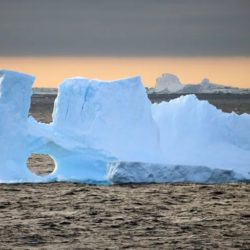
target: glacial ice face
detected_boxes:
[0,69,250,183]
[52,77,160,162]
[152,95,250,177]
[0,70,38,182]
[0,70,33,119]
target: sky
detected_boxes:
[0,0,250,87]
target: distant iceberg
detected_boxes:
[155,73,184,93]
[0,70,250,184]
[152,73,250,94]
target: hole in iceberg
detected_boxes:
[29,91,57,124]
[27,154,56,176]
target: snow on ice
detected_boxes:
[0,70,249,183]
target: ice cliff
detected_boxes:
[52,77,159,162]
[0,70,250,183]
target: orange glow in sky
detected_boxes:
[1,57,250,88]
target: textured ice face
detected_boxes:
[108,161,246,184]
[0,70,250,183]
[0,70,37,182]
[52,76,159,162]
[152,95,250,176]
[0,70,33,119]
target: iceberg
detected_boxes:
[155,73,184,93]
[0,70,249,183]
[153,73,250,94]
